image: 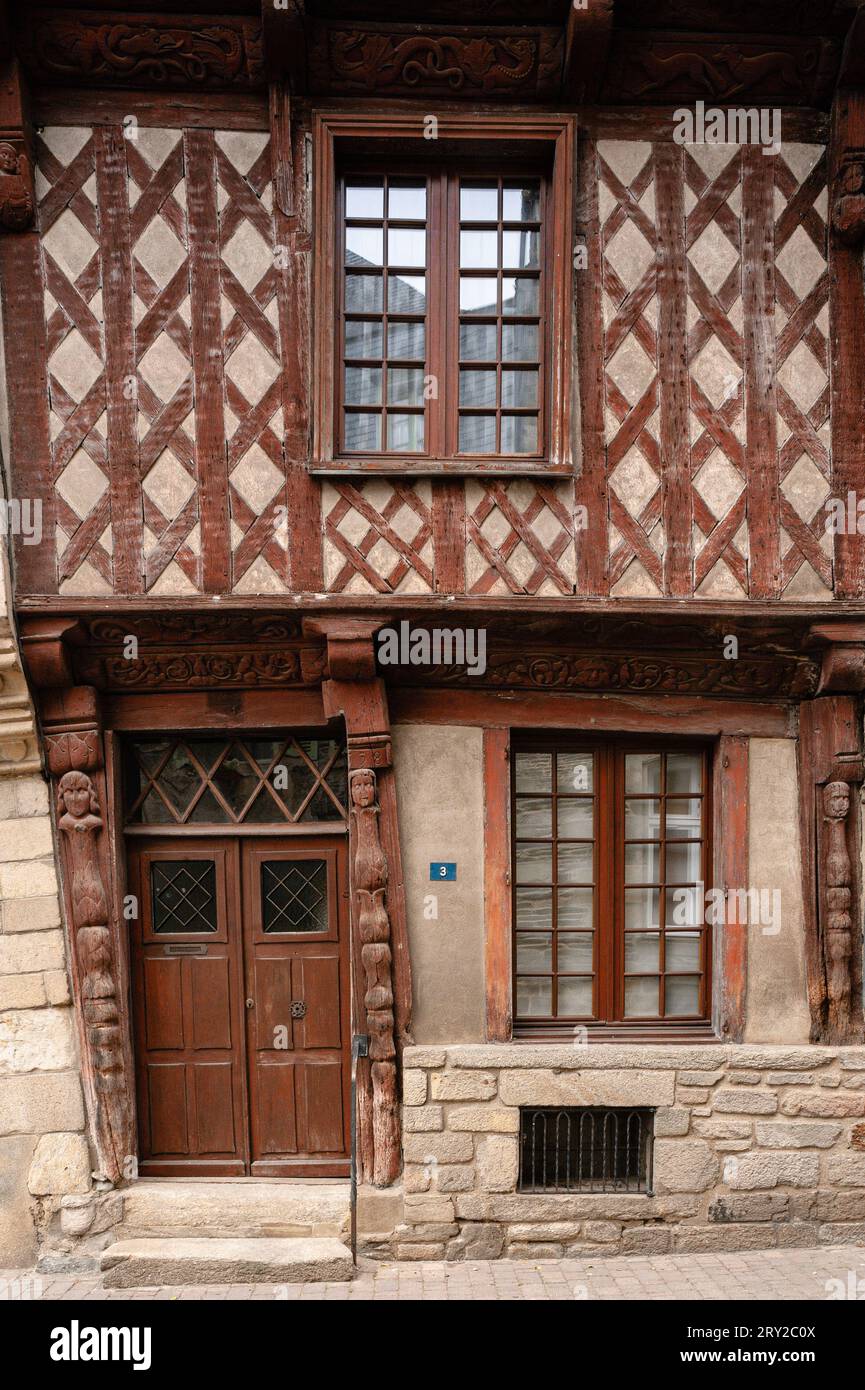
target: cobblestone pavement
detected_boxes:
[3,1245,864,1300]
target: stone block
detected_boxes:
[712,1089,778,1115]
[815,1190,865,1221]
[708,1193,789,1223]
[28,1132,91,1196]
[430,1071,497,1102]
[0,1133,39,1266]
[403,1167,430,1194]
[402,1070,428,1106]
[0,1072,85,1135]
[498,1068,674,1108]
[0,817,53,861]
[676,1086,710,1104]
[725,1152,819,1190]
[755,1121,842,1149]
[507,1222,583,1242]
[825,1153,865,1186]
[767,1072,815,1086]
[653,1139,720,1193]
[818,1222,865,1245]
[404,1193,455,1226]
[584,1220,621,1243]
[436,1166,475,1193]
[728,1072,762,1086]
[678,1070,725,1087]
[43,971,71,1006]
[476,1134,518,1192]
[403,1132,474,1165]
[0,974,46,1010]
[621,1227,672,1254]
[453,1192,697,1223]
[403,1105,443,1133]
[394,1222,458,1241]
[1,895,62,934]
[442,1044,726,1071]
[0,860,61,900]
[0,1007,76,1072]
[0,931,66,977]
[507,1242,562,1259]
[357,1187,403,1236]
[781,1093,864,1118]
[655,1107,690,1137]
[447,1105,518,1133]
[447,1223,503,1261]
[729,1048,834,1071]
[693,1117,752,1139]
[14,779,49,818]
[775,1223,820,1247]
[674,1224,776,1252]
[394,1243,445,1260]
[401,1048,447,1069]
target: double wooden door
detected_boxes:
[129,836,351,1176]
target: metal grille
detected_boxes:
[261,860,328,934]
[151,861,218,934]
[519,1107,653,1193]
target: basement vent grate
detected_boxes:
[519,1107,654,1194]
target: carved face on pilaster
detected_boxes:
[823,781,851,821]
[57,770,102,829]
[350,768,377,810]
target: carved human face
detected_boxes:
[62,783,92,819]
[351,771,376,808]
[825,782,850,819]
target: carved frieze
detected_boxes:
[604,34,839,105]
[308,24,564,97]
[17,13,265,89]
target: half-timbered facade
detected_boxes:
[1,0,865,1271]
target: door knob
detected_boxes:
[246,998,255,1009]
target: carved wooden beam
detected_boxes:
[799,694,865,1045]
[0,53,34,232]
[808,622,865,691]
[39,685,135,1183]
[563,0,614,102]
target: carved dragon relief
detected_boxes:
[349,767,399,1188]
[310,26,563,96]
[607,36,836,104]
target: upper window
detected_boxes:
[512,740,712,1037]
[312,113,575,475]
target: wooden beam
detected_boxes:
[575,127,608,596]
[483,727,512,1042]
[655,142,692,597]
[714,735,748,1041]
[563,0,614,102]
[742,146,781,598]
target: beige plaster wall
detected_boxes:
[392,724,486,1045]
[745,738,811,1044]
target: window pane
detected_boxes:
[261,859,328,934]
[388,274,425,312]
[388,182,426,219]
[386,414,424,452]
[517,977,551,1017]
[516,752,551,792]
[387,367,424,406]
[501,415,538,453]
[460,277,498,314]
[460,230,498,268]
[503,181,541,221]
[625,843,660,884]
[502,323,539,362]
[558,934,593,971]
[625,932,660,972]
[344,366,381,405]
[387,227,426,267]
[665,797,702,839]
[625,798,661,839]
[345,319,383,359]
[388,322,425,359]
[502,276,539,315]
[459,414,496,453]
[516,933,552,972]
[557,799,593,838]
[625,977,659,1017]
[557,752,593,793]
[345,180,383,218]
[625,887,661,930]
[666,841,702,883]
[502,369,538,408]
[344,412,381,451]
[666,885,703,928]
[516,886,552,929]
[460,322,497,361]
[151,860,217,934]
[665,977,700,1017]
[345,274,382,313]
[666,932,701,971]
[459,370,497,408]
[502,229,541,268]
[625,753,661,794]
[460,182,498,221]
[516,797,552,839]
[516,841,552,884]
[557,977,592,1015]
[558,844,593,885]
[667,754,703,794]
[558,888,594,930]
[346,225,383,266]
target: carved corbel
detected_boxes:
[0,56,34,232]
[831,151,865,246]
[41,687,134,1183]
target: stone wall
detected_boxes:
[369,1043,865,1261]
[0,546,89,1265]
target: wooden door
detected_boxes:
[130,835,350,1176]
[242,839,351,1176]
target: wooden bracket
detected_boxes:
[0,55,34,232]
[808,623,865,692]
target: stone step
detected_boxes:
[116,1180,350,1241]
[101,1237,355,1287]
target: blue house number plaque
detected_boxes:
[430,862,457,881]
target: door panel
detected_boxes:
[130,841,249,1176]
[242,839,351,1176]
[130,832,350,1176]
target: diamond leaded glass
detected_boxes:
[261,860,328,934]
[151,860,218,934]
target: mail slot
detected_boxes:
[163,943,209,956]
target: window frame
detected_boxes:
[311,110,576,476]
[510,735,715,1040]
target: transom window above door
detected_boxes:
[124,737,348,826]
[512,741,712,1038]
[311,113,575,475]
